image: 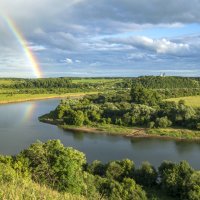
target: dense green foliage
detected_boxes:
[44,87,200,131]
[1,76,200,99]
[132,76,200,89]
[0,140,199,200]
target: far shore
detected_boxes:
[40,118,200,141]
[0,92,96,105]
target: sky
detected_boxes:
[0,0,200,78]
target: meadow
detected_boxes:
[0,78,120,104]
[167,96,200,108]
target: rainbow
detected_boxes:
[1,13,42,78]
[20,102,37,124]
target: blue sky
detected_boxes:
[0,0,200,77]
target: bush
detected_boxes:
[0,163,16,183]
[156,116,172,128]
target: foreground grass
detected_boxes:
[0,178,85,200]
[166,95,200,108]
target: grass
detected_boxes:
[61,125,200,140]
[0,77,120,104]
[0,178,85,200]
[0,92,97,104]
[166,95,200,108]
[71,78,122,83]
[60,123,138,135]
[147,127,200,140]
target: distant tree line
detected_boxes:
[1,76,200,99]
[132,76,200,89]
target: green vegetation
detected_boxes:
[40,84,200,139]
[132,76,200,89]
[1,76,200,104]
[167,96,200,108]
[0,140,199,200]
[0,175,85,200]
[0,77,122,103]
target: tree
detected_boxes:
[96,177,147,200]
[105,159,135,181]
[159,161,194,198]
[19,140,86,194]
[130,83,161,106]
[87,160,106,176]
[187,172,200,200]
[64,110,85,126]
[134,161,157,187]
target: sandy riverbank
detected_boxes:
[40,118,200,141]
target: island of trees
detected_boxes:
[0,140,199,199]
[40,80,200,139]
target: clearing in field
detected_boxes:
[166,96,200,108]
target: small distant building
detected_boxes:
[160,72,166,77]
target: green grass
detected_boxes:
[0,92,97,104]
[0,178,85,200]
[71,78,122,83]
[147,128,200,139]
[0,77,121,104]
[166,95,200,108]
[60,123,137,135]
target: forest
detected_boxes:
[0,140,199,200]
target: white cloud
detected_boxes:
[65,58,73,64]
[107,36,190,56]
[29,45,46,51]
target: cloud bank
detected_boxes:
[0,0,200,77]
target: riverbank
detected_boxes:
[39,117,200,140]
[0,92,97,104]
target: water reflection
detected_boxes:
[0,99,199,169]
[175,140,200,154]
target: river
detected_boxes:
[0,99,199,169]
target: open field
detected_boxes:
[0,77,120,104]
[71,78,123,83]
[0,92,97,104]
[166,95,200,108]
[0,79,14,85]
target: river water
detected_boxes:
[0,99,199,169]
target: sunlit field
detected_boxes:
[167,96,200,108]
